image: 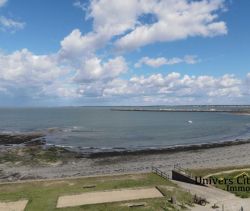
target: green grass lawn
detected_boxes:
[0,173,193,211]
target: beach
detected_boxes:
[1,139,250,182]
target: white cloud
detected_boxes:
[89,0,139,38]
[0,47,249,104]
[100,72,244,104]
[135,55,199,68]
[41,82,81,98]
[89,72,249,104]
[0,48,129,100]
[0,16,25,32]
[208,87,241,97]
[60,29,108,58]
[114,0,227,52]
[74,56,128,82]
[0,0,25,32]
[67,0,227,54]
[0,0,7,7]
[103,79,135,96]
[0,49,82,100]
[0,42,244,104]
[1,0,247,105]
[0,49,67,85]
[60,0,139,59]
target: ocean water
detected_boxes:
[0,107,250,151]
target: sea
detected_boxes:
[1,106,250,153]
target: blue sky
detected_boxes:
[0,0,250,106]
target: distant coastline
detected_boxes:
[111,108,250,114]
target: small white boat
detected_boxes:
[188,120,193,124]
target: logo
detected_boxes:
[234,172,250,179]
[195,172,250,192]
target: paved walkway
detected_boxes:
[0,200,28,211]
[57,187,163,208]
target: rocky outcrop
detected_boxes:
[0,133,45,146]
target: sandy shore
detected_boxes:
[1,141,250,182]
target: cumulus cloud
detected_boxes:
[0,49,66,85]
[1,0,247,105]
[41,82,81,99]
[89,0,139,39]
[0,49,85,102]
[0,49,71,101]
[0,47,249,104]
[135,55,199,68]
[66,0,227,54]
[74,56,128,82]
[59,29,108,58]
[0,42,246,105]
[102,73,244,102]
[113,0,227,51]
[0,48,128,100]
[62,0,139,58]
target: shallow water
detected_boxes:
[0,107,250,151]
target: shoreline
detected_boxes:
[111,108,250,113]
[86,138,250,158]
[1,131,250,182]
[1,132,250,158]
[1,136,250,182]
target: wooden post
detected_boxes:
[170,196,176,204]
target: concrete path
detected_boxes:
[57,187,163,208]
[0,200,28,211]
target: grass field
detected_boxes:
[0,173,193,210]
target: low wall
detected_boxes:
[172,170,206,186]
